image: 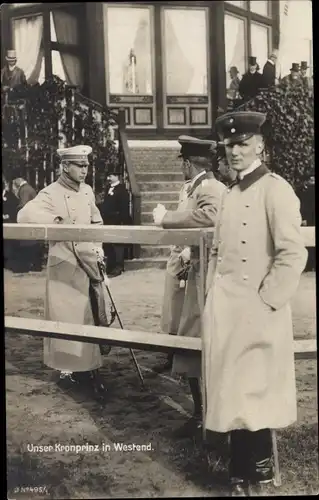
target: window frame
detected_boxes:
[160,4,211,130]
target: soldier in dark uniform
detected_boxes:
[239,57,265,102]
[99,170,131,277]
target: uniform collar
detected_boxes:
[238,159,261,180]
[238,163,270,190]
[190,170,206,188]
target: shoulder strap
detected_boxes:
[187,172,211,198]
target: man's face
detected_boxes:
[181,158,191,181]
[291,70,299,79]
[107,174,119,184]
[230,69,237,79]
[64,161,89,183]
[301,69,307,77]
[225,135,262,172]
[249,64,257,74]
[8,60,17,70]
[218,159,237,182]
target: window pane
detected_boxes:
[250,1,269,17]
[52,50,66,80]
[250,23,269,72]
[12,15,43,82]
[50,10,80,45]
[105,6,153,95]
[225,1,247,8]
[224,14,246,89]
[162,8,208,95]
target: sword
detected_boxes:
[97,259,145,389]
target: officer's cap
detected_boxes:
[178,135,218,159]
[57,145,92,163]
[215,111,266,146]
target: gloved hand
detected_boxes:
[179,246,191,264]
[153,203,167,226]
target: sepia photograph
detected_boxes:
[2,1,316,498]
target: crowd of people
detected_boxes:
[12,106,311,496]
[227,51,313,104]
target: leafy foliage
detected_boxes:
[1,76,118,201]
[243,82,314,192]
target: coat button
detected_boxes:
[243,275,248,281]
[242,257,247,262]
[242,221,247,226]
[218,257,222,262]
[241,240,247,244]
[245,204,250,208]
[227,188,231,193]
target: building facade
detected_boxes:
[2,1,282,138]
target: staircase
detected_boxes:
[125,145,184,269]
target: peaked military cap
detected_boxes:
[178,135,217,158]
[57,145,92,163]
[215,111,266,146]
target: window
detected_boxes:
[224,14,246,87]
[104,4,155,128]
[225,1,247,8]
[105,5,153,95]
[161,7,210,128]
[250,22,270,71]
[250,1,269,17]
[50,9,84,89]
[162,8,208,95]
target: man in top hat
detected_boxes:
[262,49,279,88]
[153,135,225,438]
[99,168,131,277]
[281,63,302,87]
[17,145,108,400]
[203,111,307,495]
[1,49,26,90]
[238,56,264,102]
[300,61,312,90]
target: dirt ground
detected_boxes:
[4,268,318,498]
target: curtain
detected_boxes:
[13,15,43,84]
[52,10,83,88]
[163,9,207,95]
[224,14,246,87]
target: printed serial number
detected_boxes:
[13,485,49,494]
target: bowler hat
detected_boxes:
[178,135,217,159]
[215,111,266,146]
[300,61,308,70]
[290,63,300,72]
[6,49,17,62]
[248,56,257,66]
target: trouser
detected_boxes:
[103,243,125,272]
[229,428,272,480]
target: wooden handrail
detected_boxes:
[3,224,315,247]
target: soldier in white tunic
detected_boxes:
[153,136,225,438]
[203,112,308,495]
[17,145,108,400]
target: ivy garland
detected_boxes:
[1,75,118,202]
[243,82,314,194]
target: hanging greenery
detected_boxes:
[242,82,314,193]
[1,76,118,201]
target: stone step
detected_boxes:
[142,191,180,201]
[140,245,171,258]
[141,213,156,224]
[136,172,183,182]
[139,181,183,192]
[124,258,167,270]
[130,149,180,173]
[141,200,179,212]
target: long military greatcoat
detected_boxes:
[17,179,104,372]
[161,180,191,335]
[203,164,308,432]
[161,171,225,378]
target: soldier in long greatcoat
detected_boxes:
[17,145,108,400]
[153,179,191,373]
[203,112,308,496]
[153,136,225,438]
